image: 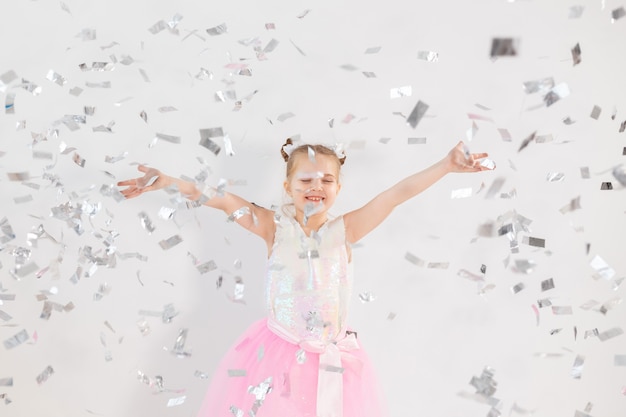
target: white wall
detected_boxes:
[1,1,625,416]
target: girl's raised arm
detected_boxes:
[117,165,276,250]
[343,141,493,244]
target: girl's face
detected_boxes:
[284,153,341,219]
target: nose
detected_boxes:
[311,178,323,190]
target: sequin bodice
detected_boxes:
[266,214,353,343]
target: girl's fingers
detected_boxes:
[117,179,136,186]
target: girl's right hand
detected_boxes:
[117,165,169,199]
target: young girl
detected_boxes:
[118,139,493,417]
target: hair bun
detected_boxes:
[280,138,294,162]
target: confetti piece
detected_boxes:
[406,100,429,128]
[590,255,615,280]
[362,71,376,78]
[417,50,439,62]
[511,283,525,294]
[552,306,573,315]
[76,28,96,41]
[518,131,536,152]
[571,43,582,66]
[598,297,622,314]
[390,85,412,99]
[615,355,626,366]
[36,366,54,385]
[598,327,624,342]
[569,6,585,18]
[364,46,381,54]
[590,105,601,120]
[290,39,306,56]
[138,212,155,234]
[206,23,227,36]
[546,172,564,182]
[359,292,376,302]
[544,83,570,107]
[46,69,66,86]
[167,396,186,407]
[72,152,86,167]
[490,38,519,57]
[405,252,426,267]
[159,235,182,250]
[277,112,295,122]
[155,133,181,144]
[5,93,15,114]
[408,137,427,145]
[612,7,626,22]
[571,355,585,379]
[228,369,247,377]
[559,196,582,214]
[3,329,29,349]
[197,260,217,274]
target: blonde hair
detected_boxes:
[280,138,346,180]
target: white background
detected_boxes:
[1,0,625,416]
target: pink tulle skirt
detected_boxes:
[197,319,387,417]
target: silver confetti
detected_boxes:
[46,69,66,86]
[590,105,602,120]
[228,369,247,377]
[277,112,295,122]
[138,212,156,234]
[559,196,582,214]
[544,83,570,107]
[408,137,427,144]
[541,278,555,291]
[569,5,585,18]
[511,283,525,294]
[490,38,519,57]
[612,7,626,22]
[197,260,217,274]
[405,252,426,267]
[451,187,472,199]
[598,327,624,342]
[615,355,626,366]
[199,129,222,155]
[227,207,251,222]
[3,329,29,349]
[406,100,429,128]
[571,355,585,379]
[598,297,621,314]
[552,306,573,315]
[207,23,228,36]
[167,396,186,407]
[76,28,96,40]
[522,236,545,248]
[358,292,376,302]
[417,50,439,62]
[159,235,183,250]
[590,255,615,280]
[612,166,626,186]
[390,85,412,99]
[546,172,564,182]
[156,133,181,144]
[36,366,54,385]
[571,43,582,66]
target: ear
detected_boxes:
[283,180,291,196]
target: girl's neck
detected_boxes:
[294,211,328,234]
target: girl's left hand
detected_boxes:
[447,141,495,173]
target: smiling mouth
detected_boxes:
[305,196,324,202]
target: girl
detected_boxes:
[118,139,493,417]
